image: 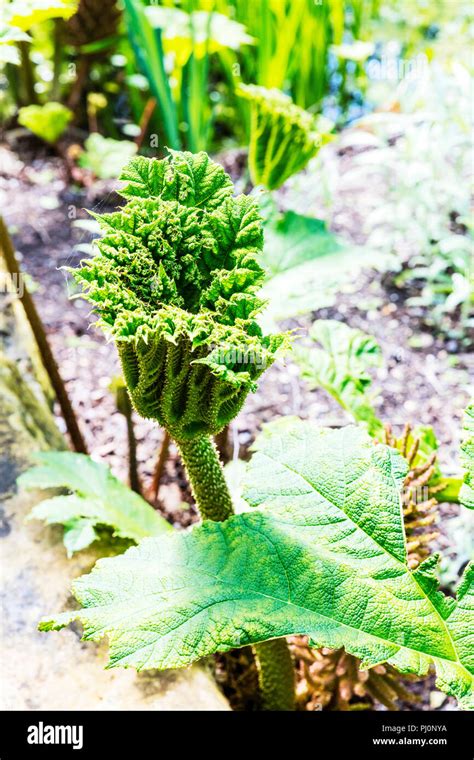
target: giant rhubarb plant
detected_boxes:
[39,152,473,711]
[238,83,324,190]
[68,149,292,708]
[73,150,287,517]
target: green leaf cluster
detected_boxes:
[40,423,473,709]
[238,84,324,190]
[294,320,383,436]
[19,452,171,556]
[73,150,287,441]
[18,102,73,144]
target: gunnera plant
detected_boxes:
[238,83,324,190]
[71,149,292,708]
[37,153,473,713]
[74,150,287,514]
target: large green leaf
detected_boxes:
[460,401,474,510]
[19,452,171,556]
[259,201,376,326]
[294,320,383,436]
[262,205,341,277]
[40,426,473,708]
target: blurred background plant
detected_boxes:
[346,55,473,338]
[2,0,471,336]
[1,0,384,138]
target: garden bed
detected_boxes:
[1,140,470,711]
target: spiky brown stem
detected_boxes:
[291,637,420,711]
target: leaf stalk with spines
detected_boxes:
[176,432,296,709]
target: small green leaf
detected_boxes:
[19,452,171,553]
[0,24,31,44]
[39,426,473,708]
[258,200,375,326]
[63,519,99,558]
[18,102,73,144]
[0,23,32,61]
[79,133,138,180]
[294,320,383,436]
[0,45,21,64]
[261,201,341,277]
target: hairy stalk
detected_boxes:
[177,433,296,710]
[176,436,234,522]
[253,639,296,711]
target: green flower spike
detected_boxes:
[73,150,287,443]
[238,83,323,190]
